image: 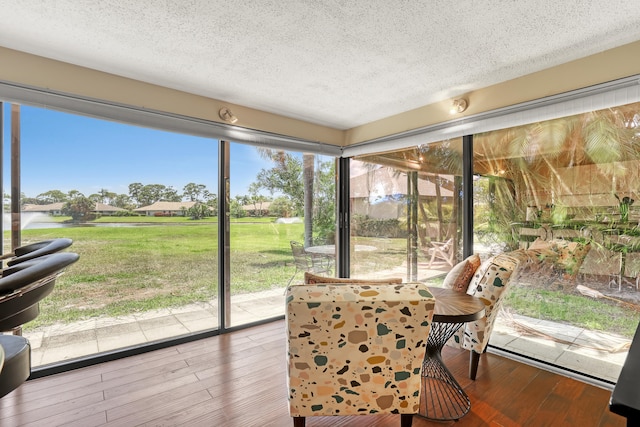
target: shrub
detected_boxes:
[351,215,407,238]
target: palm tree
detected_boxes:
[256,147,315,246]
[302,153,314,246]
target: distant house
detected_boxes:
[134,201,197,217]
[350,167,454,220]
[22,202,65,215]
[242,201,271,216]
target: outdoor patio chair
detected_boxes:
[424,238,455,268]
[287,241,333,286]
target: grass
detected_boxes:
[21,219,305,328]
[21,220,410,329]
[504,287,639,338]
[16,218,640,341]
[91,215,277,223]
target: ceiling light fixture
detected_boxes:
[450,98,468,114]
[219,107,238,124]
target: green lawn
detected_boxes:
[16,219,640,340]
[504,287,639,338]
[21,220,304,328]
[20,219,409,328]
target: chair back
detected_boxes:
[286,282,435,420]
[7,238,73,266]
[290,241,311,269]
[0,252,79,331]
[458,253,520,353]
[304,272,402,284]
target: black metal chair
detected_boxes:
[0,252,79,399]
[288,241,333,286]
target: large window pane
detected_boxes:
[5,104,218,367]
[351,139,463,282]
[474,102,640,382]
[228,145,336,326]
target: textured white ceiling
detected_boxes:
[1,1,640,130]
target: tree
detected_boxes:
[186,202,212,219]
[229,198,246,218]
[269,196,295,218]
[128,182,144,206]
[62,196,95,221]
[36,189,68,204]
[97,188,117,204]
[112,194,134,210]
[235,194,250,206]
[302,154,314,246]
[254,149,335,243]
[67,190,84,199]
[312,159,336,243]
[20,192,39,206]
[247,183,270,217]
[255,153,304,214]
[183,183,207,202]
[162,186,181,202]
[129,183,181,206]
[87,193,102,203]
[138,184,165,206]
[205,192,218,216]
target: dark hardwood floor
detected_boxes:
[0,321,625,426]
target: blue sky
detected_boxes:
[2,104,277,199]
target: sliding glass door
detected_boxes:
[3,103,219,367]
[1,101,339,369]
[348,102,640,383]
[474,102,640,382]
[350,138,463,283]
[226,144,337,327]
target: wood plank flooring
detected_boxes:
[0,320,626,426]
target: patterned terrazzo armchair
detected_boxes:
[286,283,436,427]
[449,253,521,380]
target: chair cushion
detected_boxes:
[442,254,481,292]
[304,272,402,284]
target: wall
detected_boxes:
[2,41,640,147]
